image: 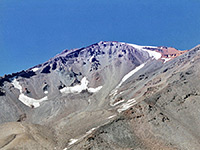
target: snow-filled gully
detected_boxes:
[12,78,48,108]
[109,43,162,112]
[116,63,146,89]
[109,63,145,109]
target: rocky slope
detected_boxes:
[69,45,200,150]
[0,41,195,150]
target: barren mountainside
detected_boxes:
[0,41,199,150]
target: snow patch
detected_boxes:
[116,63,146,88]
[108,115,116,119]
[142,48,161,60]
[12,78,48,108]
[88,86,103,93]
[60,77,88,93]
[117,98,136,113]
[68,139,78,146]
[63,127,98,149]
[32,67,39,72]
[119,91,124,95]
[127,43,146,49]
[109,63,145,107]
[12,78,23,92]
[122,42,161,60]
[60,77,102,94]
[89,56,94,62]
[112,99,125,106]
[109,89,118,97]
[162,57,172,63]
[44,91,48,94]
[88,99,91,105]
[120,42,157,49]
[86,128,96,134]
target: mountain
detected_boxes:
[0,41,198,150]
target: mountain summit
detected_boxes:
[1,41,197,150]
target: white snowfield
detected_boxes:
[117,98,136,113]
[123,43,161,60]
[60,77,103,94]
[32,67,39,72]
[12,78,48,108]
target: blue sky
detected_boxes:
[0,0,200,76]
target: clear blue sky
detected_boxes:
[1,0,200,76]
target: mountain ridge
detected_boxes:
[0,41,197,150]
[1,41,187,79]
